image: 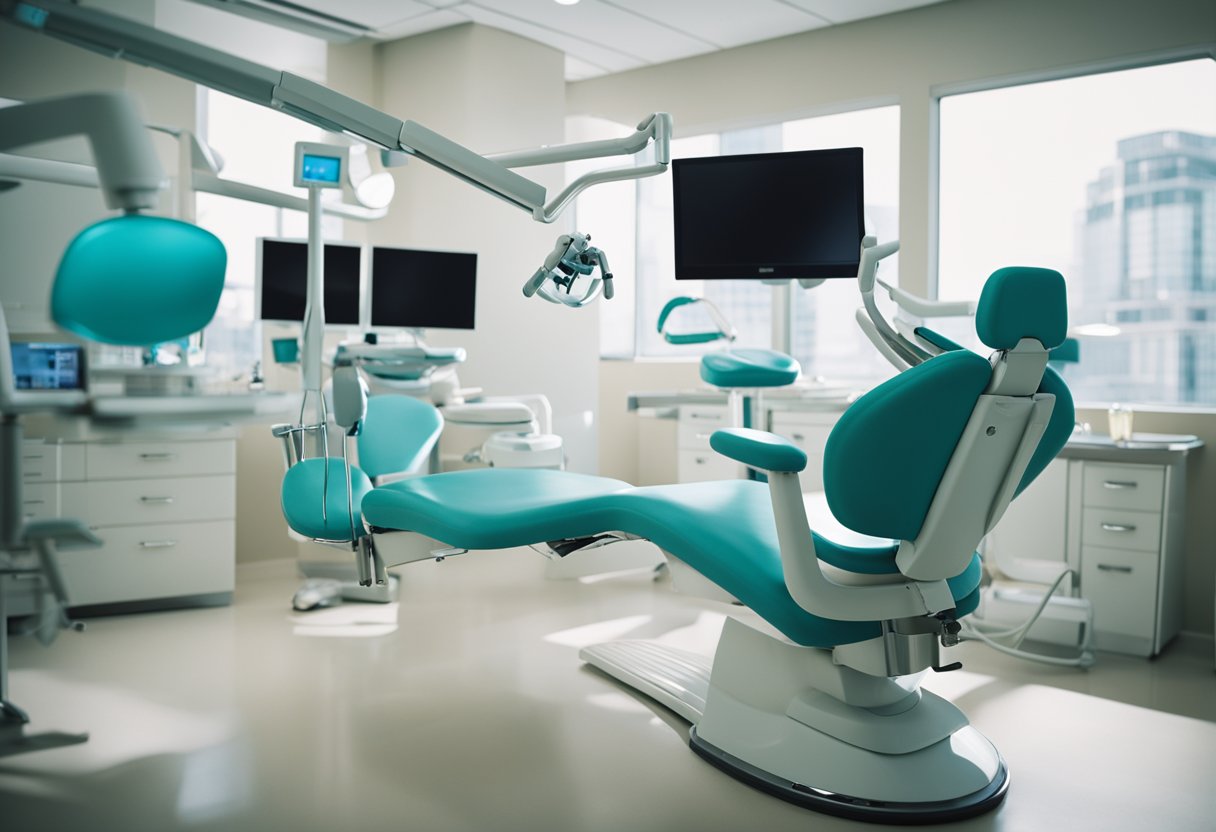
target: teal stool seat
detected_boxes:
[361,469,981,648]
[282,458,374,542]
[700,348,800,389]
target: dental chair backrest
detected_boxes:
[823,267,1074,582]
[356,394,444,482]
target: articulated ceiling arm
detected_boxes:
[2,0,670,223]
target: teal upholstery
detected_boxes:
[362,471,983,648]
[975,267,1066,350]
[823,349,993,541]
[357,395,444,480]
[281,457,373,542]
[710,428,807,473]
[1049,337,1080,365]
[700,348,800,388]
[52,215,226,345]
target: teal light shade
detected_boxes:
[51,215,226,345]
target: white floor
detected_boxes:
[3,550,1215,832]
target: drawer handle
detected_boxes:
[139,452,178,461]
[688,414,721,420]
[1096,564,1133,574]
[1101,523,1137,533]
[23,499,45,505]
[140,496,175,505]
[23,472,42,478]
[791,433,805,441]
[139,540,178,549]
[1102,480,1138,490]
[23,454,44,460]
[695,457,707,464]
[694,433,712,440]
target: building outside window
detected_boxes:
[939,58,1216,406]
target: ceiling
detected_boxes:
[192,0,950,80]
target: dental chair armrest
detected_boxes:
[710,428,807,473]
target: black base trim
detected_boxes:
[67,591,233,618]
[689,726,1009,825]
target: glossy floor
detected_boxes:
[3,551,1215,832]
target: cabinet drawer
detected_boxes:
[770,414,834,492]
[1080,507,1161,552]
[62,476,235,527]
[58,520,235,607]
[677,448,740,483]
[1082,463,1164,512]
[86,440,236,480]
[20,444,59,483]
[1082,545,1158,644]
[677,405,730,450]
[21,483,60,522]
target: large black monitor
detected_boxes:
[672,147,864,281]
[370,247,477,331]
[257,238,362,326]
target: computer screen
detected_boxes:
[370,247,477,330]
[257,238,362,326]
[672,147,865,281]
[10,342,85,390]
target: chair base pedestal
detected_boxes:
[582,617,1009,824]
[690,725,1008,825]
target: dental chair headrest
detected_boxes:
[975,267,1067,351]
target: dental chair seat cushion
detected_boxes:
[700,348,801,389]
[361,469,981,648]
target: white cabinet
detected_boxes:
[987,454,1188,657]
[675,404,740,482]
[768,411,841,492]
[20,434,237,613]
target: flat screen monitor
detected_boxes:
[10,342,85,390]
[672,147,865,281]
[257,238,362,326]
[370,247,477,331]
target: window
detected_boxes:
[939,58,1216,406]
[589,105,900,390]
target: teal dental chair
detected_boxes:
[356,266,1073,823]
[658,296,800,474]
[276,389,444,608]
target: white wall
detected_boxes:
[573,0,1216,637]
[371,24,601,473]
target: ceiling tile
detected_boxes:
[471,0,713,64]
[302,0,434,29]
[374,8,469,40]
[456,3,646,75]
[781,0,946,25]
[608,0,828,48]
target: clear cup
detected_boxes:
[1107,403,1134,442]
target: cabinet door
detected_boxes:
[986,458,1070,583]
[677,448,740,483]
[1082,544,1159,655]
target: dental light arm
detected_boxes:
[3,0,669,307]
[0,92,164,211]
